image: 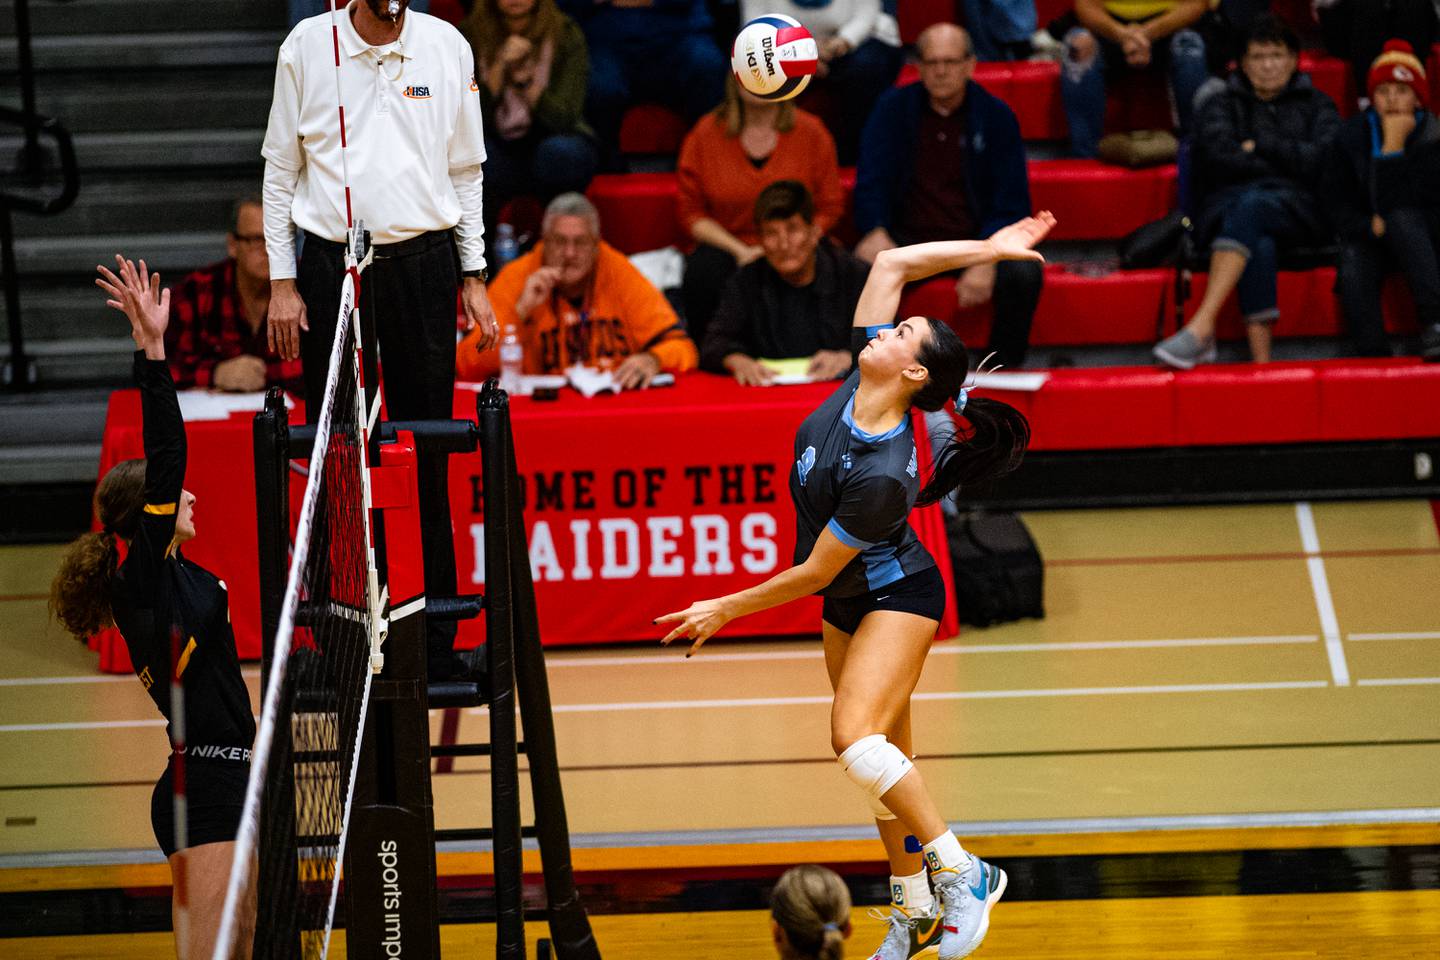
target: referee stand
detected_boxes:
[254,370,600,957]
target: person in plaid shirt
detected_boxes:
[165,196,299,392]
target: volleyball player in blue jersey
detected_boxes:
[52,256,255,958]
[658,212,1054,960]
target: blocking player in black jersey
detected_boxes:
[51,255,256,958]
[658,212,1055,960]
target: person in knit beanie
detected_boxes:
[1314,0,1437,98]
[1324,39,1440,359]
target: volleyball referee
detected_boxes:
[262,0,497,680]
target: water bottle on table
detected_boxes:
[499,322,524,396]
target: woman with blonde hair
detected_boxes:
[770,865,852,960]
[677,73,845,348]
[462,0,597,235]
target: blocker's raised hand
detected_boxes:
[96,254,169,350]
[987,211,1057,263]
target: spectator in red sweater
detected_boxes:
[165,196,298,392]
[677,76,845,350]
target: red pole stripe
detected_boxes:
[339,105,347,148]
[332,23,340,67]
[345,186,353,229]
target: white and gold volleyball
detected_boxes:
[731,15,819,101]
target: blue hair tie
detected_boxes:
[822,922,841,933]
[956,352,1003,414]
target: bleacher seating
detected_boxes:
[998,359,1440,450]
[587,160,1178,252]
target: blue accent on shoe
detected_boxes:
[968,861,989,900]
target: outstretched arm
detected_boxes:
[655,529,860,657]
[851,212,1056,330]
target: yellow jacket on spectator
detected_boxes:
[456,241,698,381]
[1104,0,1214,22]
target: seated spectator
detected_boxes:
[701,181,869,385]
[562,0,727,165]
[1315,0,1437,99]
[853,23,1042,369]
[769,865,852,960]
[457,193,697,387]
[165,195,296,392]
[462,0,598,235]
[963,0,1040,61]
[1326,41,1440,359]
[678,77,844,350]
[740,0,903,163]
[1154,16,1341,368]
[1062,0,1209,158]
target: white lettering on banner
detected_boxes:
[378,838,403,952]
[741,513,778,574]
[647,516,685,577]
[599,518,641,579]
[691,515,735,575]
[471,522,486,585]
[570,519,594,580]
[468,513,779,584]
[529,521,564,582]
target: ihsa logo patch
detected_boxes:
[403,85,432,99]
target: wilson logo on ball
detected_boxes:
[731,14,818,102]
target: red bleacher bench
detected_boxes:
[992,359,1440,451]
[898,266,1170,347]
[588,160,1176,252]
[1181,267,1420,341]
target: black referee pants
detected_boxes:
[298,230,460,669]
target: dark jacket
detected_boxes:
[853,80,1030,240]
[701,242,870,372]
[470,17,593,140]
[1323,109,1440,243]
[1191,71,1341,242]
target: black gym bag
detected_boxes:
[945,510,1045,628]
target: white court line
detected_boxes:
[1348,632,1440,642]
[1296,502,1350,687]
[549,635,1321,668]
[0,668,262,687]
[1356,677,1440,687]
[0,718,166,733]
[465,680,1330,716]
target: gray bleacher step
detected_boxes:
[0,0,284,37]
[0,337,135,386]
[0,129,265,173]
[2,284,119,341]
[0,29,284,72]
[11,173,262,238]
[0,388,111,445]
[11,230,228,279]
[0,442,103,484]
[22,67,276,134]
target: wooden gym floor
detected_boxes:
[2,499,1438,956]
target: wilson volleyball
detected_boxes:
[732,15,819,101]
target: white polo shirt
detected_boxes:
[262,5,487,278]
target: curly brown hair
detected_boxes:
[50,458,146,641]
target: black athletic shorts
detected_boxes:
[821,564,947,635]
[151,758,249,858]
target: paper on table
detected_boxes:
[454,374,566,395]
[969,371,1049,392]
[177,390,292,422]
[754,357,814,386]
[566,365,676,398]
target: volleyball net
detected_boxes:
[212,226,386,960]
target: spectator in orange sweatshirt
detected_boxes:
[457,192,697,388]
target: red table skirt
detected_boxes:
[91,376,959,672]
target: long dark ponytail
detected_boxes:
[911,318,1030,507]
[50,458,147,641]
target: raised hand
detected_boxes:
[987,211,1056,262]
[96,254,170,356]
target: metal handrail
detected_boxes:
[3,0,84,389]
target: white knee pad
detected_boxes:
[838,734,913,801]
[867,793,898,821]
